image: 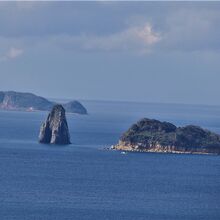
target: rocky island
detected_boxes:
[0,91,87,114]
[39,104,71,145]
[63,100,87,115]
[112,118,220,155]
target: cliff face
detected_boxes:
[39,105,71,145]
[0,91,87,114]
[113,118,220,154]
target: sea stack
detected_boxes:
[39,104,71,145]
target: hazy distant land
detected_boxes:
[0,91,87,114]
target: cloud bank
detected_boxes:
[49,23,161,54]
[0,2,219,56]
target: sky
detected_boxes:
[0,1,220,105]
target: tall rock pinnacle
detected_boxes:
[39,104,71,145]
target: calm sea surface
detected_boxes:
[0,101,220,220]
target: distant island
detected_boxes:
[112,118,220,155]
[0,91,87,114]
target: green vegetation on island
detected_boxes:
[113,118,220,154]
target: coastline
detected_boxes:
[110,143,219,156]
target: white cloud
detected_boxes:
[0,22,160,56]
[0,47,24,61]
[84,23,160,51]
[7,47,23,58]
[50,23,161,54]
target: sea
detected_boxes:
[0,100,220,220]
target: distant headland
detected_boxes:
[0,91,87,115]
[112,118,220,155]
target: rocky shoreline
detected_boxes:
[111,142,218,155]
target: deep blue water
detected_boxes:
[0,101,220,220]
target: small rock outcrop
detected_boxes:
[39,104,71,145]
